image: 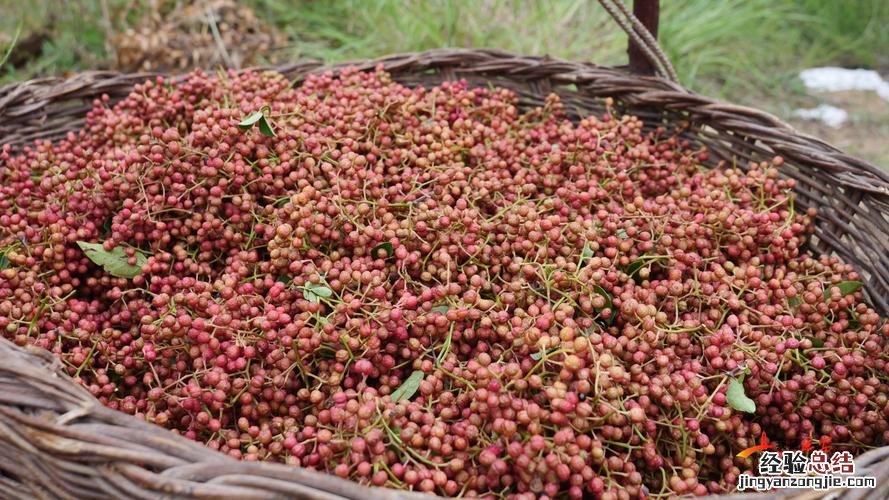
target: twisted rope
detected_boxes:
[597,0,679,82]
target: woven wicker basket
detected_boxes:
[1,2,888,499]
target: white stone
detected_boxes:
[791,105,848,128]
[799,67,889,101]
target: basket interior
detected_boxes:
[324,53,889,314]
[1,50,887,314]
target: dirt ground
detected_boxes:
[782,89,889,169]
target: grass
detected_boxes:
[2,0,886,101]
[247,0,889,101]
[252,0,624,64]
[0,1,112,83]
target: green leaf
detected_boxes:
[436,324,454,365]
[302,281,332,302]
[625,258,646,278]
[624,255,669,284]
[0,252,7,269]
[76,241,148,278]
[616,229,628,240]
[592,284,614,326]
[371,241,394,259]
[581,327,599,337]
[848,309,861,330]
[309,284,333,298]
[823,281,862,299]
[787,296,802,307]
[391,370,424,402]
[838,280,862,295]
[726,376,756,414]
[303,290,319,304]
[257,116,276,137]
[592,285,612,311]
[530,350,543,361]
[315,342,336,359]
[580,242,595,264]
[238,110,264,129]
[239,106,276,137]
[430,304,449,314]
[804,335,825,348]
[276,275,292,285]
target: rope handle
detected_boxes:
[597,0,679,82]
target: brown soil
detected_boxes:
[783,89,889,169]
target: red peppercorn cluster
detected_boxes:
[1,68,886,499]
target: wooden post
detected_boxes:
[628,0,659,76]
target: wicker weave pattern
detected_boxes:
[0,338,423,500]
[0,49,887,499]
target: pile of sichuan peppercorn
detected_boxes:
[0,67,886,499]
